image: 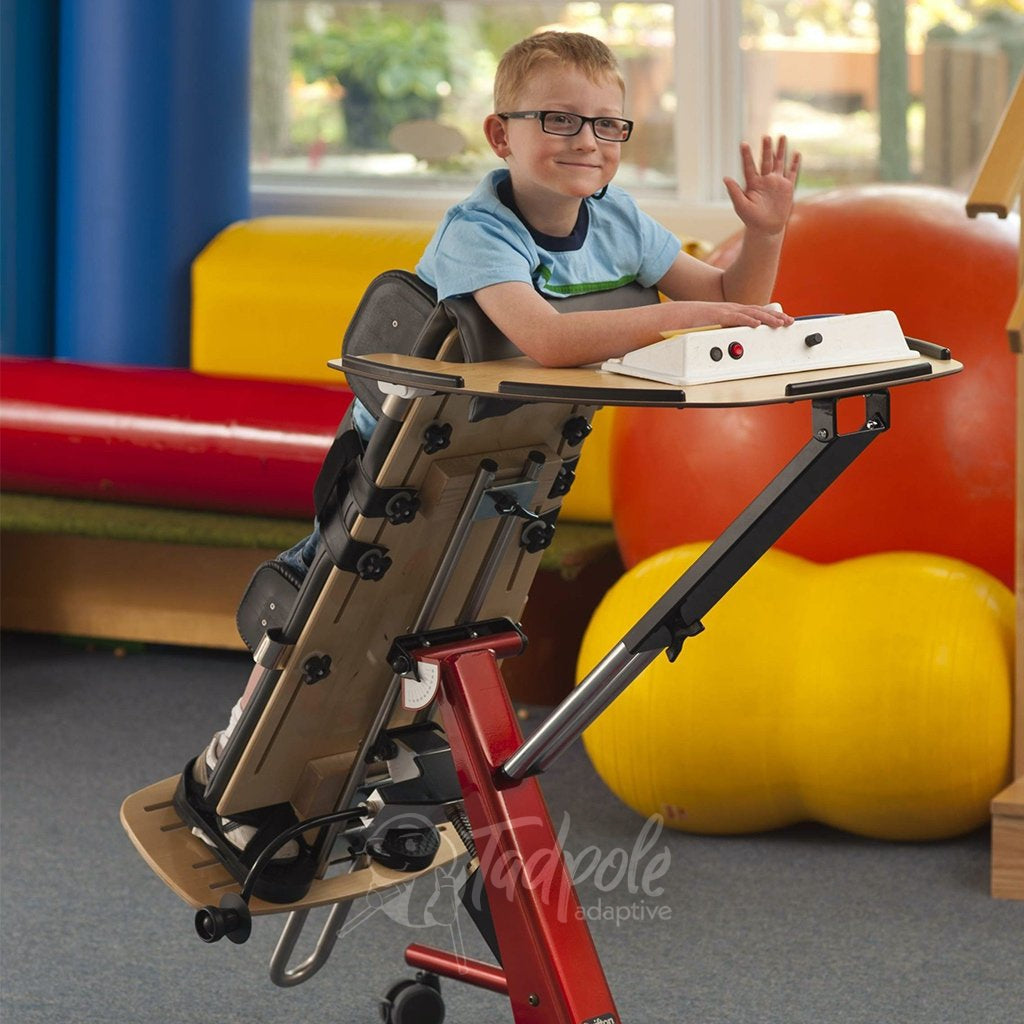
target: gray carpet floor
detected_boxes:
[2,631,1021,1023]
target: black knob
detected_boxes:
[301,653,332,685]
[357,548,392,581]
[195,894,251,944]
[521,520,555,553]
[422,422,452,454]
[561,416,592,447]
[385,492,420,525]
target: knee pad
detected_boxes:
[236,559,304,653]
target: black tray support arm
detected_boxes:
[501,391,890,782]
[626,392,889,659]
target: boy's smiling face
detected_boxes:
[486,63,626,233]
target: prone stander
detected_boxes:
[121,272,961,1024]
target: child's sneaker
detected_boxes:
[189,738,300,861]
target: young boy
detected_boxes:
[416,30,799,365]
[194,30,800,857]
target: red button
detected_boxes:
[728,342,744,359]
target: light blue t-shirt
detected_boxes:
[416,169,681,301]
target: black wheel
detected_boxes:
[379,973,444,1024]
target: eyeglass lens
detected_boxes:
[542,112,631,141]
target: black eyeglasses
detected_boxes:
[497,110,633,142]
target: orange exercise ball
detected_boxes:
[612,186,1018,587]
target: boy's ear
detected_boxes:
[483,113,511,158]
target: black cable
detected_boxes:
[238,790,465,903]
[239,802,370,903]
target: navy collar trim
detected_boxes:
[496,175,589,252]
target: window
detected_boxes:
[250,1,1023,231]
[251,2,680,198]
[741,1,1024,192]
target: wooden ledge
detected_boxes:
[1008,283,1023,353]
[991,776,1024,900]
[992,775,1024,819]
[967,72,1024,219]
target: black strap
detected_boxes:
[313,428,364,521]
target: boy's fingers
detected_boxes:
[749,305,793,326]
[742,135,799,181]
[722,306,791,328]
[774,135,788,170]
[788,150,802,181]
[722,176,748,209]
[738,142,758,182]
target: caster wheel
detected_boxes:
[380,972,444,1024]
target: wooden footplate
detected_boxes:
[120,776,467,914]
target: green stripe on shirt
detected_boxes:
[535,265,638,295]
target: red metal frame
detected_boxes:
[405,944,509,996]
[404,628,619,1024]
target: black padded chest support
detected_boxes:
[340,271,660,422]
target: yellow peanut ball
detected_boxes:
[577,545,1013,840]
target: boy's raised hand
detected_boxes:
[723,135,800,236]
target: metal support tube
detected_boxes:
[414,459,498,632]
[623,395,887,657]
[269,902,353,987]
[459,451,546,623]
[405,943,509,995]
[423,631,619,1020]
[500,642,660,781]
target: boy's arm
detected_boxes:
[473,281,790,368]
[659,136,800,307]
[718,136,800,305]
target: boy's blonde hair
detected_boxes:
[493,31,625,112]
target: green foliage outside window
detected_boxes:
[292,5,452,150]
